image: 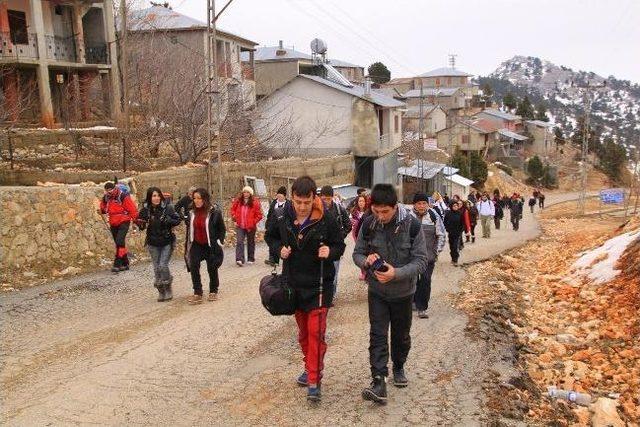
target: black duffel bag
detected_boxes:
[259,265,296,316]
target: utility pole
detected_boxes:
[418,80,424,192]
[576,81,606,215]
[118,0,129,173]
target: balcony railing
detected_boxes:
[45,35,76,62]
[85,43,109,64]
[0,32,39,60]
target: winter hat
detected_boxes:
[413,192,429,204]
[277,186,287,196]
[242,186,254,196]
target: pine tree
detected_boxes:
[535,102,549,121]
[468,151,488,186]
[503,92,517,110]
[526,155,544,183]
[367,62,391,84]
[516,96,535,120]
[450,150,469,178]
[598,139,627,183]
[554,127,564,145]
[480,82,493,98]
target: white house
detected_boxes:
[254,74,405,187]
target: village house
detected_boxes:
[403,104,447,137]
[242,41,365,99]
[1,0,121,127]
[254,74,405,187]
[475,108,523,132]
[402,87,466,113]
[126,6,258,109]
[436,117,499,154]
[385,66,479,105]
[525,120,556,157]
[397,159,446,203]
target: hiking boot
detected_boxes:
[236,260,243,267]
[362,376,387,404]
[472,236,476,243]
[297,371,308,386]
[418,310,429,319]
[111,258,121,273]
[187,294,203,305]
[393,367,408,388]
[163,284,173,301]
[207,292,218,301]
[156,284,165,302]
[307,384,321,402]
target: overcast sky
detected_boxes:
[165,0,639,82]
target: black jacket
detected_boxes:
[265,197,346,312]
[444,210,465,236]
[265,199,291,234]
[174,195,192,220]
[184,206,226,269]
[138,202,181,247]
[326,200,352,240]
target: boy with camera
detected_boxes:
[352,184,428,404]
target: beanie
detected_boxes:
[413,192,429,204]
[277,186,287,196]
[242,186,254,196]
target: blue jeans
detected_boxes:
[333,260,341,296]
[147,243,174,286]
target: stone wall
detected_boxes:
[0,185,148,281]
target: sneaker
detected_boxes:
[119,265,129,271]
[418,310,429,319]
[362,376,387,404]
[236,261,243,267]
[297,371,308,386]
[307,384,321,402]
[392,368,408,388]
[187,294,203,305]
[247,261,255,265]
[207,292,218,301]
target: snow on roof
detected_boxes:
[442,166,459,176]
[526,120,555,128]
[126,6,257,45]
[478,108,521,121]
[241,46,361,68]
[398,159,446,179]
[419,67,473,78]
[445,174,474,187]
[297,74,405,108]
[498,128,528,141]
[572,229,640,284]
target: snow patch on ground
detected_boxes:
[572,230,640,284]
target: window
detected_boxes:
[462,134,470,144]
[394,114,399,133]
[8,10,28,45]
[447,77,452,85]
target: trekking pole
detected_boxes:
[317,241,325,393]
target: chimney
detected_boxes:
[276,40,286,56]
[364,76,372,97]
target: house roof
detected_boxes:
[442,166,459,176]
[126,6,257,45]
[297,74,405,108]
[419,67,473,78]
[403,87,461,97]
[457,118,500,134]
[387,77,415,85]
[241,46,362,68]
[445,174,474,187]
[398,159,446,179]
[478,108,521,121]
[373,87,406,99]
[498,128,528,141]
[526,120,555,128]
[404,105,444,118]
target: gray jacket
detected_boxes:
[410,207,446,263]
[352,207,428,300]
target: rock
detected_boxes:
[590,398,624,427]
[85,251,95,257]
[22,271,38,278]
[59,266,81,276]
[573,406,590,425]
[556,333,578,344]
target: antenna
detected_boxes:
[448,54,457,69]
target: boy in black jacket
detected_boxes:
[265,176,346,402]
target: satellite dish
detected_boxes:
[310,38,327,55]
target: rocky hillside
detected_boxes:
[479,55,640,155]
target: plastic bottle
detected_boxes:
[547,386,592,406]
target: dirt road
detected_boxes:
[0,195,572,426]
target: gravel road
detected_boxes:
[1,194,574,426]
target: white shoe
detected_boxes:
[247,261,254,265]
[236,261,243,267]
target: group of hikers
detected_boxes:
[97,176,542,404]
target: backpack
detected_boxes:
[259,218,296,316]
[104,182,131,205]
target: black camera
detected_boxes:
[370,258,389,273]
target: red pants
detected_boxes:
[295,308,328,386]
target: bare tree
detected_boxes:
[0,66,39,169]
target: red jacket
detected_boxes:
[461,207,471,233]
[230,197,263,231]
[100,189,138,227]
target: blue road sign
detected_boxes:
[600,188,624,204]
